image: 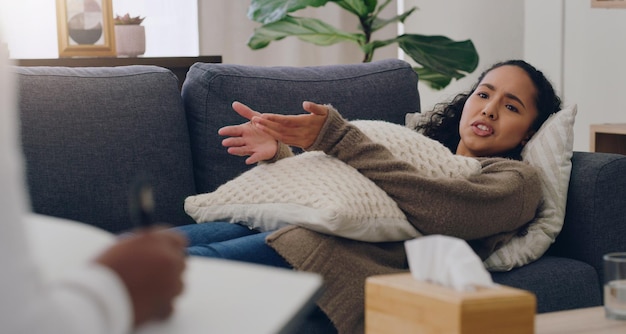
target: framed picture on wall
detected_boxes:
[592,0,626,8]
[56,0,116,57]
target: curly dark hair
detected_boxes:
[416,60,562,160]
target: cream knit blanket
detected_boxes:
[185,120,482,242]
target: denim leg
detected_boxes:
[174,222,291,269]
[174,222,257,245]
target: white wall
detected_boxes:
[0,1,58,58]
[563,1,626,151]
[402,0,525,112]
[112,0,198,57]
[523,0,564,93]
[525,0,626,151]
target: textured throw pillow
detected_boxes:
[185,120,481,242]
[484,105,577,271]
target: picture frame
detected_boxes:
[56,0,116,57]
[591,0,626,8]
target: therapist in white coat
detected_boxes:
[0,35,188,333]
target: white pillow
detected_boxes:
[184,120,481,242]
[483,105,577,271]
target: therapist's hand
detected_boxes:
[94,227,187,328]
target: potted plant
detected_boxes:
[114,13,146,57]
[247,0,479,90]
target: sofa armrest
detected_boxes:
[549,151,626,284]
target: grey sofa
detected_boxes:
[14,59,626,332]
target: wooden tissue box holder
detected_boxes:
[365,273,536,334]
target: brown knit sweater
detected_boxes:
[266,107,542,334]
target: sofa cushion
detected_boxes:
[491,255,602,313]
[16,65,196,233]
[182,59,421,193]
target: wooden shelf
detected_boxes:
[13,56,222,89]
[590,123,626,155]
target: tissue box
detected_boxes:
[365,273,535,334]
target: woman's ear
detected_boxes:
[521,130,536,146]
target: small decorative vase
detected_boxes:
[114,25,146,57]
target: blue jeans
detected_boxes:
[173,222,291,269]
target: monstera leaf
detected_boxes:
[247,0,479,90]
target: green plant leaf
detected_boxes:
[370,7,416,33]
[248,0,330,24]
[398,34,479,79]
[365,0,378,13]
[413,67,453,90]
[360,38,396,61]
[245,0,480,90]
[248,16,364,49]
[332,0,377,17]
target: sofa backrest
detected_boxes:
[16,65,196,233]
[182,58,421,193]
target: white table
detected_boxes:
[535,306,626,334]
[25,214,322,334]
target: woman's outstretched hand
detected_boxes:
[218,102,279,164]
[252,101,328,149]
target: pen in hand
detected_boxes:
[129,173,155,228]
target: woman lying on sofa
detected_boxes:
[174,59,562,334]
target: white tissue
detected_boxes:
[404,235,495,291]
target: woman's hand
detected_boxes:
[94,227,187,328]
[218,102,278,164]
[252,101,329,149]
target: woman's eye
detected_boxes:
[477,92,488,99]
[506,105,519,113]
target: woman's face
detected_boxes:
[456,65,539,158]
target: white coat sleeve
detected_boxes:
[0,35,132,334]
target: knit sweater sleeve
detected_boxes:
[307,106,542,243]
[258,142,294,165]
